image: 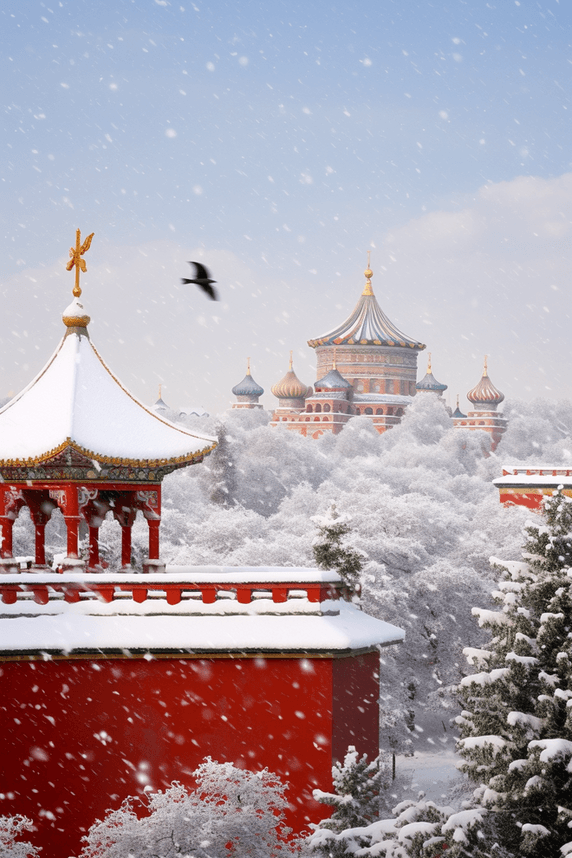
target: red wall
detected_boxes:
[0,651,380,858]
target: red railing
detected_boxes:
[0,580,344,606]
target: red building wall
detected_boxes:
[0,651,380,858]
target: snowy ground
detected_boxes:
[397,749,464,803]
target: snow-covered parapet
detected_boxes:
[0,565,405,656]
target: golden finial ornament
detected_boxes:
[363,250,374,296]
[427,352,432,373]
[483,355,488,377]
[66,228,94,298]
[247,357,251,375]
[333,347,337,370]
[289,350,293,371]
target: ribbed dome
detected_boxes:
[415,354,447,392]
[314,368,352,391]
[467,359,504,407]
[232,371,264,397]
[271,357,310,400]
[308,266,424,351]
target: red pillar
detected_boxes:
[121,525,132,568]
[63,487,83,567]
[147,519,160,560]
[34,523,46,566]
[88,526,100,569]
[0,517,14,559]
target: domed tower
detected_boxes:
[307,257,425,434]
[300,355,356,438]
[415,353,448,396]
[231,358,265,409]
[270,352,312,429]
[453,357,507,450]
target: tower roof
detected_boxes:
[0,231,215,476]
[271,354,311,400]
[415,353,448,392]
[452,395,467,419]
[232,360,264,397]
[308,264,425,351]
[314,368,352,391]
[467,357,505,407]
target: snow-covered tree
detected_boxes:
[79,758,295,858]
[312,503,364,595]
[311,746,385,856]
[205,421,237,507]
[0,816,39,858]
[454,489,572,856]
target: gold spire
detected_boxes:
[362,250,374,296]
[158,384,162,399]
[65,228,94,298]
[247,357,251,375]
[483,355,488,377]
[456,394,460,409]
[332,347,337,370]
[289,350,293,371]
[427,352,432,373]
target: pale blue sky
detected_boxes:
[1,1,571,414]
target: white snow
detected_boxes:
[528,738,572,763]
[0,567,404,653]
[0,598,404,654]
[0,328,215,462]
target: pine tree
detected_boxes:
[208,422,237,507]
[311,746,384,857]
[312,503,365,596]
[455,489,572,857]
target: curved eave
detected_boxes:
[0,438,217,470]
[0,330,216,464]
[308,293,425,351]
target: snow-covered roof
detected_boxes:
[308,269,424,351]
[0,566,405,656]
[0,312,215,467]
[353,393,413,405]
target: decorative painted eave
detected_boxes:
[308,265,425,351]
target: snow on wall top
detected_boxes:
[0,589,405,655]
[0,328,216,465]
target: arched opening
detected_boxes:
[364,407,373,415]
[323,403,331,413]
[315,403,322,413]
[376,408,383,415]
[395,408,404,417]
[314,416,320,422]
[306,405,313,413]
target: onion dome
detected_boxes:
[314,368,352,391]
[271,353,311,400]
[232,359,264,397]
[467,357,505,408]
[415,353,448,393]
[452,394,467,419]
[308,263,425,350]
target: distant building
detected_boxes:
[231,359,264,409]
[270,264,426,437]
[493,466,572,509]
[452,357,507,450]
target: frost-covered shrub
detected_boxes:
[0,815,39,858]
[79,758,295,858]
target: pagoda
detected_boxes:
[0,230,216,574]
[0,232,405,858]
[271,260,425,436]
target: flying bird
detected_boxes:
[181,261,218,301]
